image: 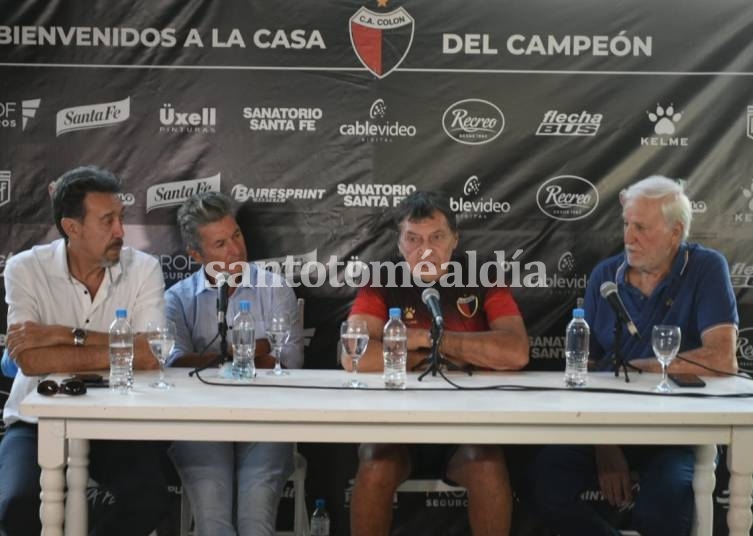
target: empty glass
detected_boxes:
[266,314,291,376]
[652,324,681,393]
[147,320,176,389]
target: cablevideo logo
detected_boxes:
[0,170,10,207]
[159,103,216,134]
[146,173,221,212]
[640,102,687,147]
[56,97,130,136]
[442,99,505,145]
[450,175,511,220]
[349,3,414,78]
[339,98,417,143]
[544,250,587,292]
[536,175,599,221]
[536,110,602,136]
[0,99,41,130]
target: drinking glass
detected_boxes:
[266,314,291,376]
[341,320,369,388]
[652,324,681,393]
[147,320,176,389]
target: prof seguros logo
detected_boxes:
[442,99,505,145]
[536,175,599,221]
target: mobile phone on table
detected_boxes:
[64,373,109,388]
[669,373,706,388]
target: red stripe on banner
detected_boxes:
[351,23,382,76]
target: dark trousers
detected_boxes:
[526,444,695,536]
[0,422,170,536]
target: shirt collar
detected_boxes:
[615,242,689,290]
[194,262,258,297]
[51,238,123,284]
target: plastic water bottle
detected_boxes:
[383,307,407,390]
[564,307,590,388]
[109,308,134,393]
[310,498,330,536]
[232,300,255,379]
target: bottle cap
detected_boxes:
[315,498,325,509]
[239,300,251,312]
[115,308,127,318]
[388,307,401,318]
[572,308,585,319]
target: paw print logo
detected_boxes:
[647,103,682,135]
[369,98,387,120]
[743,178,753,212]
[404,307,415,321]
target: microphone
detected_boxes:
[421,288,444,327]
[216,271,231,328]
[599,281,639,338]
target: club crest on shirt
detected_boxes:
[456,295,479,318]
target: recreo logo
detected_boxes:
[442,99,505,145]
[536,175,599,221]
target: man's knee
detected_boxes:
[448,445,507,487]
[356,444,410,489]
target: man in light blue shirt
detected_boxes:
[166,191,303,536]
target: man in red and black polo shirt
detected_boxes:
[343,191,529,536]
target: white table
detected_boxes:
[21,368,753,536]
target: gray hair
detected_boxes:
[177,191,234,253]
[620,175,692,240]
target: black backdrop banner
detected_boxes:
[1,1,752,534]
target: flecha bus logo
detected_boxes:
[350,1,414,78]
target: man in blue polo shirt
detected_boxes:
[527,175,738,536]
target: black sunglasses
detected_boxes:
[37,379,87,396]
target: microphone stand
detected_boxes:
[416,320,471,381]
[188,320,231,377]
[612,318,641,382]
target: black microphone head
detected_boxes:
[422,287,440,304]
[600,281,617,298]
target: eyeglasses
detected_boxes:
[37,379,87,397]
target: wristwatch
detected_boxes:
[72,328,87,347]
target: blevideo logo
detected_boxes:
[56,97,130,136]
[350,4,414,78]
[450,175,511,221]
[442,99,505,145]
